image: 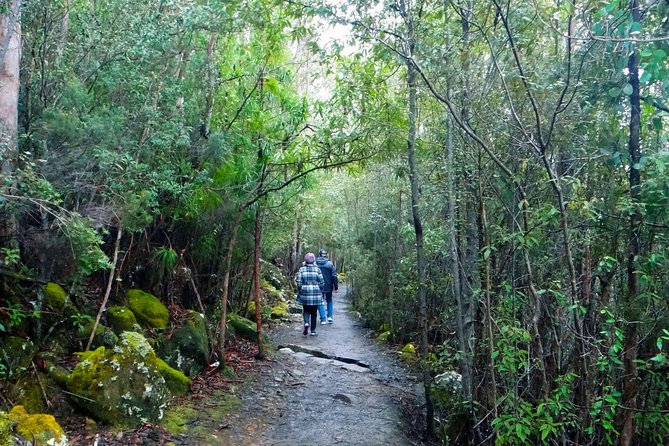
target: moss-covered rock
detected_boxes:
[107,306,140,334]
[158,311,209,377]
[227,314,258,342]
[0,337,35,377]
[8,406,67,446]
[247,300,271,321]
[74,321,118,349]
[44,282,67,310]
[399,343,418,363]
[65,332,190,426]
[9,378,46,414]
[270,302,290,320]
[377,331,391,342]
[260,259,289,290]
[127,289,169,329]
[0,412,14,446]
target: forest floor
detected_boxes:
[64,284,428,445]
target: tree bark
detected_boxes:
[253,204,265,359]
[406,57,435,439]
[617,1,641,444]
[0,0,21,175]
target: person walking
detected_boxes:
[297,252,324,336]
[316,249,338,324]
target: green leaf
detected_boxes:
[608,87,620,97]
[640,48,653,58]
[623,84,634,95]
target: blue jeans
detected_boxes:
[321,292,333,319]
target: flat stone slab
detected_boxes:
[340,363,370,373]
[293,352,313,360]
[278,348,294,354]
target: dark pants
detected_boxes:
[303,305,318,333]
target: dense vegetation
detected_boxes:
[1,0,669,444]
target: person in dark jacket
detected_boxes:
[297,252,324,336]
[316,249,338,324]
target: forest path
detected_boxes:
[208,284,426,445]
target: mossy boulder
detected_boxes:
[399,343,418,363]
[127,289,169,329]
[247,300,271,321]
[227,313,260,342]
[65,332,190,426]
[44,282,67,310]
[9,378,46,414]
[158,311,209,377]
[270,301,290,320]
[8,406,67,446]
[0,412,13,446]
[377,331,392,342]
[260,259,289,290]
[0,337,35,377]
[74,321,118,349]
[107,306,141,334]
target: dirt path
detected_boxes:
[211,284,427,445]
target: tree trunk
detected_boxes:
[253,204,265,359]
[617,1,641,443]
[201,31,217,138]
[406,59,434,439]
[217,207,245,367]
[0,0,21,246]
[446,114,472,404]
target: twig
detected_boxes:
[86,225,122,351]
[32,361,52,408]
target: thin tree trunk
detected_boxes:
[253,204,265,359]
[87,227,123,351]
[217,208,245,367]
[617,1,641,443]
[406,59,435,439]
[446,114,471,403]
[56,1,69,63]
[201,31,217,138]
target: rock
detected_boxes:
[65,332,190,426]
[107,306,141,334]
[0,337,35,378]
[73,320,118,349]
[433,371,464,410]
[7,405,68,446]
[127,289,169,329]
[247,301,271,321]
[377,331,391,342]
[333,393,353,404]
[270,302,290,320]
[44,282,67,310]
[9,378,46,414]
[278,348,294,354]
[158,311,209,377]
[288,304,302,314]
[227,313,264,343]
[340,363,370,373]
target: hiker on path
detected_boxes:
[316,249,338,324]
[297,252,324,336]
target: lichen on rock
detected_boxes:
[65,332,190,426]
[158,311,209,377]
[8,405,68,446]
[127,289,169,329]
[107,305,141,334]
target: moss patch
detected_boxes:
[65,332,190,427]
[0,337,35,377]
[0,413,13,446]
[270,302,290,320]
[160,405,198,435]
[10,379,46,414]
[8,406,67,446]
[377,331,391,343]
[44,283,67,310]
[227,314,258,342]
[158,311,209,377]
[107,306,140,334]
[127,289,169,329]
